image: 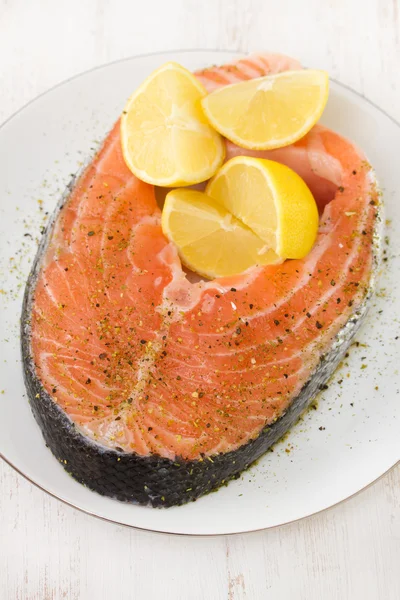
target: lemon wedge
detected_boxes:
[121,62,225,186]
[161,189,280,279]
[201,69,329,150]
[206,157,319,260]
[162,158,318,279]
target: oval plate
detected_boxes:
[0,50,399,535]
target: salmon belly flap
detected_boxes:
[22,54,380,507]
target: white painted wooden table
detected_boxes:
[1,1,399,598]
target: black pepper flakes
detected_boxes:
[88,231,95,237]
[274,319,280,326]
[338,186,345,193]
[316,321,323,329]
[85,378,91,384]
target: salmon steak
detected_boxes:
[22,54,381,507]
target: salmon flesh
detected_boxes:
[21,54,381,507]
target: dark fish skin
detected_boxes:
[20,169,379,508]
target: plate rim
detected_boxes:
[1,48,399,536]
[1,450,398,537]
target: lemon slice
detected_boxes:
[161,189,280,279]
[121,62,225,186]
[201,70,329,150]
[206,157,319,259]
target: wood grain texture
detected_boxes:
[0,0,399,598]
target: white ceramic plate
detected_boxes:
[0,50,399,536]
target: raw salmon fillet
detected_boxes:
[22,54,380,507]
